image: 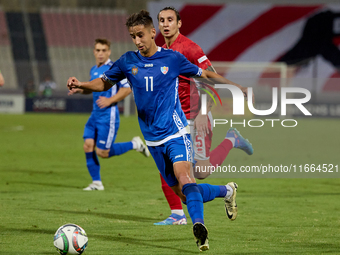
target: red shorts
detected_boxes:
[190,112,213,161]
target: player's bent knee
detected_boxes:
[173,161,195,185]
[96,148,109,158]
[194,171,211,180]
[177,175,193,186]
[83,139,95,153]
[193,159,212,179]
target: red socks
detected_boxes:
[209,139,233,167]
[160,173,183,210]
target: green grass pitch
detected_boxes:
[0,113,339,254]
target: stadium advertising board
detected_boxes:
[25,98,94,113]
[0,94,25,114]
[26,98,67,112]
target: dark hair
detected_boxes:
[94,38,111,48]
[157,6,181,22]
[126,10,154,29]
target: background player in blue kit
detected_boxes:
[67,11,249,252]
[68,38,150,191]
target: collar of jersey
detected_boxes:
[171,33,184,47]
[137,46,162,60]
[164,33,184,49]
[104,59,112,65]
[96,59,112,68]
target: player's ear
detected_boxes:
[178,20,182,29]
[151,27,156,39]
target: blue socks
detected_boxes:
[182,183,204,224]
[108,142,133,157]
[182,183,228,225]
[85,142,133,181]
[197,183,227,203]
[85,151,100,181]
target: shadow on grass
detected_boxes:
[0,252,55,255]
[6,169,56,175]
[41,208,156,223]
[1,226,197,254]
[9,181,80,189]
[0,226,55,235]
[88,232,198,254]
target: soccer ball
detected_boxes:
[53,223,88,255]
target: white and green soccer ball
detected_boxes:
[53,224,88,255]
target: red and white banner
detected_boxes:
[148,2,340,92]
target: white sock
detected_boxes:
[93,180,103,186]
[132,140,137,150]
[225,184,234,199]
[226,137,235,147]
[171,209,185,216]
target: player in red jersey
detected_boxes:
[154,6,254,225]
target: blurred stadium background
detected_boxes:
[0,1,339,254]
[0,0,339,117]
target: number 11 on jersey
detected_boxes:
[144,76,153,91]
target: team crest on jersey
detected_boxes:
[161,66,169,75]
[132,66,138,75]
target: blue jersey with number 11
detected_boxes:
[103,47,202,144]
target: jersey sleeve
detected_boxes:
[116,78,131,89]
[175,51,203,78]
[184,42,212,70]
[89,66,95,81]
[102,59,126,86]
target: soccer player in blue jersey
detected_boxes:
[67,10,249,251]
[68,38,150,191]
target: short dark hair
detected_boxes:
[94,38,111,48]
[157,6,181,22]
[126,10,154,29]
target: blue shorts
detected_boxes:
[148,134,192,187]
[83,112,119,150]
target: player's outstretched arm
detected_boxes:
[67,77,112,92]
[200,69,253,101]
[96,87,132,109]
[194,65,218,137]
[201,69,244,91]
[68,87,93,96]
